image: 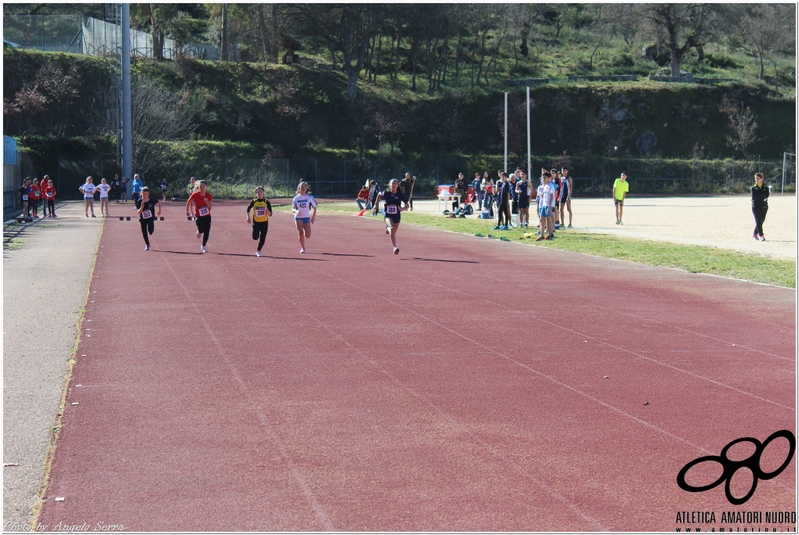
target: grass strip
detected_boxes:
[277,202,796,288]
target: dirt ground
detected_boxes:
[413,195,796,260]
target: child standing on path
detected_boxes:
[30,178,42,219]
[246,187,273,257]
[79,177,97,218]
[43,177,57,218]
[292,182,317,254]
[612,172,629,225]
[136,187,161,251]
[186,180,213,253]
[372,178,409,255]
[97,178,111,217]
[19,178,31,221]
[751,172,769,241]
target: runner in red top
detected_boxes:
[185,180,213,253]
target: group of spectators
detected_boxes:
[18,175,58,220]
[470,166,574,234]
[17,172,176,222]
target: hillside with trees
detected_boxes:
[3,3,795,195]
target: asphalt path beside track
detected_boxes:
[3,202,104,530]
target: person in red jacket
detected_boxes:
[30,178,42,219]
[43,176,57,218]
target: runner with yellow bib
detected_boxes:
[246,186,273,257]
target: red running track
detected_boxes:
[39,201,796,532]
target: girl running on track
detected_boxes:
[246,186,273,257]
[79,176,97,218]
[136,187,161,250]
[291,182,317,254]
[97,177,111,217]
[43,177,57,217]
[372,178,409,255]
[186,180,213,253]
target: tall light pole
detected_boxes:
[122,4,132,183]
[504,92,508,173]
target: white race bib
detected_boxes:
[22,194,28,201]
[141,209,153,219]
[198,206,209,217]
[386,205,398,215]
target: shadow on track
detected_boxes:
[401,257,480,264]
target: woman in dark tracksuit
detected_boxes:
[751,172,769,241]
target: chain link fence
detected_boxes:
[33,153,799,202]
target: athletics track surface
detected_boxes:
[38,201,796,532]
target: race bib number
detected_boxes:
[198,206,209,217]
[141,209,153,219]
[255,207,266,217]
[22,194,28,201]
[46,192,54,199]
[386,205,398,215]
[297,201,307,210]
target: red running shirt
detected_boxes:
[189,191,213,217]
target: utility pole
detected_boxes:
[122,4,132,183]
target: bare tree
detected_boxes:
[720,96,760,162]
[737,4,795,80]
[636,4,731,76]
[130,75,197,175]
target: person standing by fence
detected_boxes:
[751,172,769,241]
[400,173,415,211]
[43,177,57,218]
[613,172,629,225]
[560,166,573,228]
[79,176,97,218]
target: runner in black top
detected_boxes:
[136,187,161,250]
[372,178,409,255]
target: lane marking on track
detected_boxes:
[356,251,795,411]
[152,236,335,532]
[292,253,797,497]
[224,254,608,532]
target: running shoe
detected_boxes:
[91,214,96,218]
[619,221,623,225]
[201,246,208,253]
[255,251,262,257]
[545,235,553,240]
[567,224,572,228]
[499,225,508,230]
[85,214,89,218]
[759,234,765,241]
[615,220,620,225]
[492,225,501,230]
[535,236,545,242]
[144,245,150,251]
[393,247,399,255]
[752,233,759,240]
[300,247,306,254]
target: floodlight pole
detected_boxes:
[122,4,132,183]
[526,86,531,175]
[504,92,508,173]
